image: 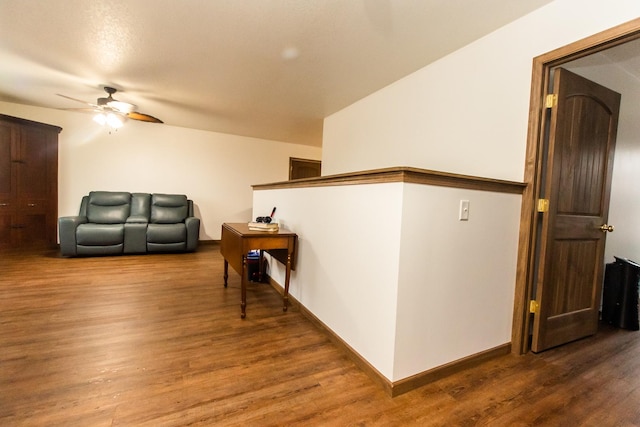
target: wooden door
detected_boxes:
[289,157,321,180]
[531,68,621,353]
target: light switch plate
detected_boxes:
[459,200,470,221]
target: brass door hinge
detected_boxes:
[537,199,549,213]
[529,300,539,314]
[545,94,558,108]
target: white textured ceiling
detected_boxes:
[0,0,551,146]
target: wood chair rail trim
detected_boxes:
[253,166,526,195]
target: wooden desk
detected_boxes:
[220,222,297,318]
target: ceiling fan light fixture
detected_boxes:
[93,112,107,126]
[106,112,124,129]
[93,112,124,129]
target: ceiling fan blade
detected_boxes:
[126,112,163,124]
[61,107,99,113]
[107,100,136,114]
[56,93,98,108]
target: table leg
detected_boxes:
[223,259,229,287]
[283,253,292,312]
[241,253,247,318]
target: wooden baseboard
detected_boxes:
[264,274,511,397]
[198,239,220,246]
[390,343,512,396]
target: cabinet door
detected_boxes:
[17,126,58,247]
[0,211,12,249]
[16,211,49,247]
[0,122,16,249]
[17,125,50,201]
[0,121,17,202]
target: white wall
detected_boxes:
[563,59,640,264]
[253,183,521,382]
[394,185,521,379]
[253,185,404,379]
[608,133,640,263]
[322,0,640,182]
[0,101,321,240]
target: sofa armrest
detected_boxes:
[185,217,200,251]
[126,215,149,224]
[59,216,88,256]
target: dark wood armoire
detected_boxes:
[0,114,61,249]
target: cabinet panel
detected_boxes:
[19,212,49,246]
[18,126,51,199]
[0,211,11,248]
[0,121,16,200]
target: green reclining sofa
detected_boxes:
[59,191,200,256]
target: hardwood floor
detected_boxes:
[2,244,640,426]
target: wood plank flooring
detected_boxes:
[2,244,640,426]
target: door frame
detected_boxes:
[512,17,640,355]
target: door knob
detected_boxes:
[600,224,615,232]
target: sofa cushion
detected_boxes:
[77,223,125,246]
[150,194,188,224]
[147,223,186,243]
[86,191,131,224]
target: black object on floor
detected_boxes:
[602,256,640,331]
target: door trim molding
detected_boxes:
[512,17,640,355]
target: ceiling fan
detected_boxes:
[57,86,163,125]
